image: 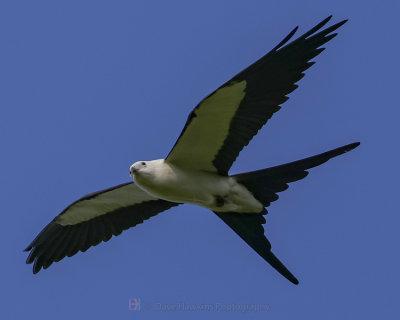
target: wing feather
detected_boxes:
[25,182,179,273]
[166,16,347,175]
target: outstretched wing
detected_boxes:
[166,16,347,175]
[24,182,179,273]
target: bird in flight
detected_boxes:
[25,16,359,285]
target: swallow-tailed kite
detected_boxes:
[25,16,359,285]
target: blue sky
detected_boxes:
[1,1,399,319]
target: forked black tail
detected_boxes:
[215,142,360,284]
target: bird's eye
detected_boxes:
[141,162,146,166]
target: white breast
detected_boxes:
[132,160,263,213]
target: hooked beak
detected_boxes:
[130,167,138,176]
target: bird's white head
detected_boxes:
[129,159,164,182]
[129,161,148,178]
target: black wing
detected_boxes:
[25,182,179,273]
[166,16,347,175]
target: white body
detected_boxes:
[130,159,263,213]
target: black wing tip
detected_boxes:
[33,267,41,274]
[272,26,299,51]
[308,15,347,37]
[322,18,348,37]
[28,255,41,273]
[28,248,56,274]
[24,247,41,273]
[318,15,348,29]
[335,18,349,27]
[324,15,348,24]
[274,15,348,54]
[322,15,333,24]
